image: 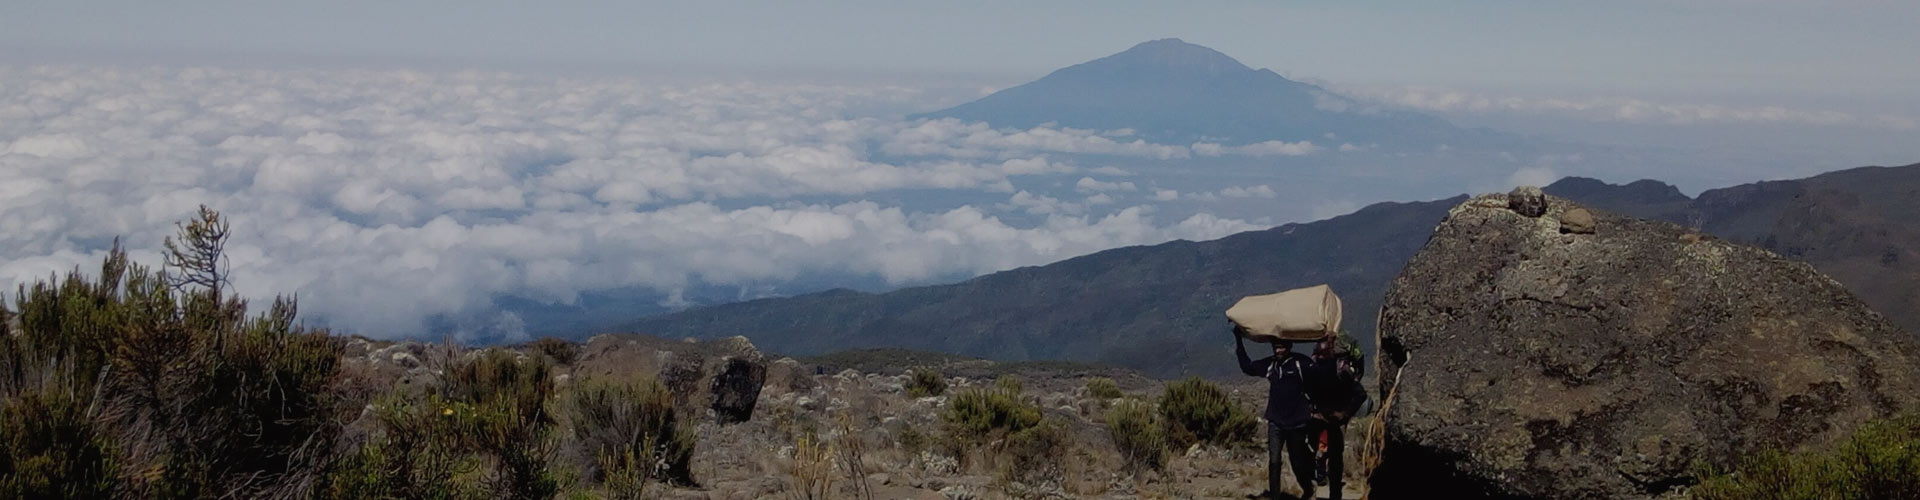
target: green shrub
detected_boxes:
[943,387,1042,445]
[569,377,696,487]
[1,220,352,499]
[1106,399,1167,473]
[0,377,118,499]
[528,337,579,365]
[941,385,1043,466]
[442,349,560,500]
[1002,416,1071,486]
[993,374,1023,394]
[1692,414,1920,500]
[906,367,947,398]
[1085,377,1123,400]
[895,425,928,457]
[1157,377,1259,450]
[320,394,476,500]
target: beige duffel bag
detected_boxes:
[1227,284,1342,342]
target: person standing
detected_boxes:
[1236,327,1318,500]
[1306,336,1367,500]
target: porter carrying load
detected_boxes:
[1227,284,1343,342]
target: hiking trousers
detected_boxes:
[1268,421,1315,500]
[1312,418,1347,500]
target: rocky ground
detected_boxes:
[344,333,1370,499]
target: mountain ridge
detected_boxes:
[625,162,1920,378]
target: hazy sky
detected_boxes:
[5,1,1918,99]
[5,1,1918,339]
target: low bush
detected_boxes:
[1002,416,1071,487]
[905,367,947,398]
[942,387,1042,452]
[1085,377,1123,400]
[568,377,696,487]
[1106,399,1167,473]
[1691,414,1920,500]
[784,432,835,500]
[993,374,1023,394]
[1158,377,1259,450]
[443,349,560,500]
[528,337,579,366]
[0,377,118,499]
[321,394,476,500]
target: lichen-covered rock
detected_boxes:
[1508,186,1548,217]
[1373,195,1920,499]
[711,356,767,423]
[1559,207,1596,234]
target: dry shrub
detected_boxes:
[905,367,947,398]
[1085,377,1124,400]
[785,432,835,500]
[940,386,1042,459]
[321,394,476,500]
[833,412,874,500]
[1157,377,1258,450]
[1106,398,1167,473]
[441,349,560,500]
[528,337,579,366]
[1001,416,1071,489]
[568,376,696,488]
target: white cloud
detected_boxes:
[1336,84,1918,129]
[1219,185,1278,199]
[1191,140,1321,157]
[999,190,1083,215]
[1506,167,1560,188]
[1075,176,1137,193]
[0,65,1262,340]
[882,119,1191,160]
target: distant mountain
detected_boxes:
[912,38,1516,151]
[625,162,1920,378]
[1563,163,1920,331]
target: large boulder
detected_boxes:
[576,333,770,424]
[1372,194,1920,499]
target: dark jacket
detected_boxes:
[1237,338,1314,428]
[1306,356,1367,423]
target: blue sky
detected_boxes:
[5,1,1917,99]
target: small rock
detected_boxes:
[866,472,891,486]
[1558,207,1596,234]
[1507,186,1547,217]
[938,485,977,500]
[389,351,422,369]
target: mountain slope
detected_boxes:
[630,162,1920,378]
[627,196,1463,377]
[912,38,1513,150]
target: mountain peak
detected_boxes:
[1095,38,1252,75]
[913,38,1504,149]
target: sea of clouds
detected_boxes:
[0,65,1282,340]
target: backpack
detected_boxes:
[1330,334,1369,415]
[1327,333,1365,382]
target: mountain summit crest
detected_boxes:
[1094,38,1252,75]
